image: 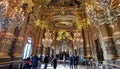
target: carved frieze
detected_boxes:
[0,33,14,56]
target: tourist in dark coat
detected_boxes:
[32,55,38,69]
[69,55,74,69]
[27,56,32,69]
[23,59,29,69]
[52,55,57,69]
[73,55,78,69]
[44,55,49,69]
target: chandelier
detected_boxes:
[42,30,53,56]
[42,38,52,47]
[86,0,120,27]
[42,30,53,47]
[73,38,81,47]
[0,0,24,32]
[73,30,81,47]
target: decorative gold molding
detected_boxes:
[24,0,34,7]
[0,53,9,58]
[0,60,21,65]
[113,32,120,36]
[102,37,113,40]
[24,0,34,13]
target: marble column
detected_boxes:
[83,26,91,58]
[113,20,120,57]
[39,28,44,55]
[56,42,59,55]
[37,44,41,55]
[82,27,87,56]
[69,41,73,55]
[99,24,118,59]
[52,37,56,55]
[34,27,40,55]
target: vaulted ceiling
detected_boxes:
[30,0,87,30]
[25,0,120,41]
[24,0,86,41]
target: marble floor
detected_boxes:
[40,63,91,69]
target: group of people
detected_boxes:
[22,55,41,69]
[22,54,57,69]
[43,54,57,69]
[22,54,85,69]
[69,55,79,69]
[62,54,80,69]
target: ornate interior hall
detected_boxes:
[0,0,120,69]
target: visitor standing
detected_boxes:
[51,55,57,69]
[69,55,73,69]
[63,55,66,67]
[44,54,49,69]
[32,55,38,69]
[73,55,78,69]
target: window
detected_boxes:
[23,37,32,59]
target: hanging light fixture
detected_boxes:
[73,30,81,56]
[0,0,24,32]
[42,30,53,56]
[73,30,81,47]
[86,0,120,27]
[42,30,53,47]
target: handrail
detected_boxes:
[0,60,22,66]
[105,63,120,68]
[92,61,120,68]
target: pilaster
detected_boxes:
[100,24,118,59]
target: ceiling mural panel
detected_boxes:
[56,30,73,41]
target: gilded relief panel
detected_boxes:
[0,33,14,57]
[14,37,24,56]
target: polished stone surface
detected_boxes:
[40,63,91,69]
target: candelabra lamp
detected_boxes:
[42,30,53,56]
[73,30,81,56]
